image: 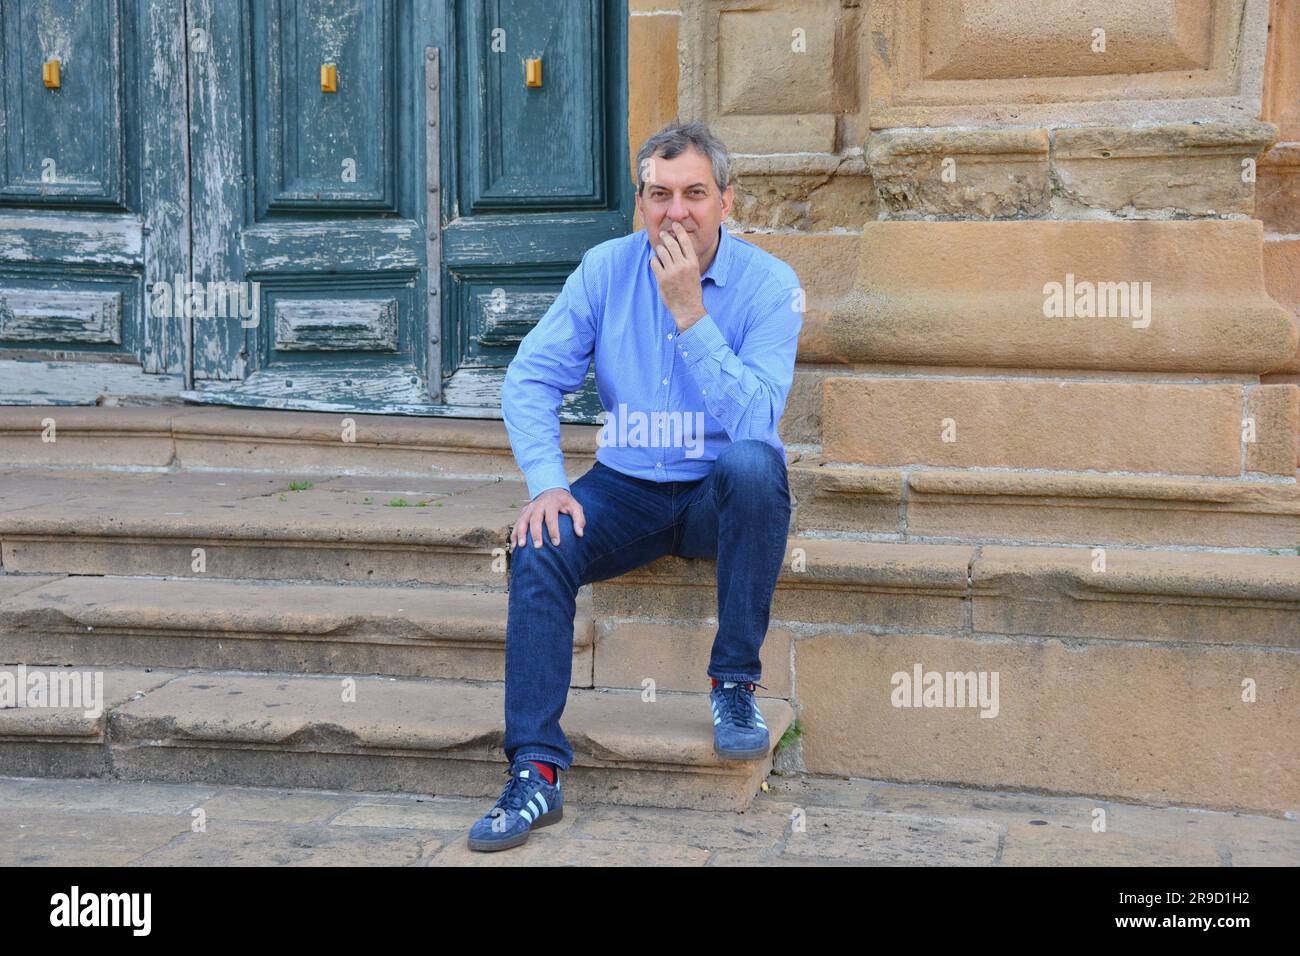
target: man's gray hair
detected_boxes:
[635,121,731,197]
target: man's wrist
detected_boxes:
[674,307,708,333]
[674,311,725,365]
[524,465,571,502]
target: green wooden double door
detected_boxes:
[0,0,628,419]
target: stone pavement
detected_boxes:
[1,771,1295,866]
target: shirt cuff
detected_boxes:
[674,313,726,367]
[524,464,571,501]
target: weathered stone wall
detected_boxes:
[1260,0,1300,391]
[625,1,1299,804]
[630,0,1298,457]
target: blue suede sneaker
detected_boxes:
[710,679,771,760]
[466,760,564,852]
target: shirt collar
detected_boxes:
[643,222,732,288]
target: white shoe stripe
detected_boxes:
[535,792,549,814]
[520,805,534,823]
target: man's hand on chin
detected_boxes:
[650,221,708,333]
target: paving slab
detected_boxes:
[130,820,442,866]
[0,773,1293,866]
[0,809,193,866]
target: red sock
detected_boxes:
[712,678,754,691]
[528,760,556,785]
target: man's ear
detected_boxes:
[720,184,734,219]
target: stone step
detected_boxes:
[0,574,594,682]
[596,536,1300,647]
[0,666,176,779]
[0,405,599,478]
[0,468,526,586]
[818,375,1298,479]
[0,667,793,811]
[789,457,1300,549]
[594,538,1300,815]
[4,461,1297,813]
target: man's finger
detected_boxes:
[564,501,585,536]
[668,225,699,275]
[530,510,544,548]
[660,238,681,267]
[671,233,689,264]
[671,222,699,266]
[545,506,561,546]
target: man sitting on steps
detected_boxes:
[467,120,803,852]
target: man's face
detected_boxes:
[635,146,734,269]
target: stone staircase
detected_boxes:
[0,407,794,811]
[1,404,1297,818]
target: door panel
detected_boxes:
[0,0,187,398]
[439,0,628,420]
[464,0,604,210]
[183,0,435,411]
[253,0,397,214]
[1,0,124,207]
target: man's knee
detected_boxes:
[714,439,787,493]
[510,511,583,574]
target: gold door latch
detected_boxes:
[43,58,61,89]
[320,63,337,93]
[525,58,542,88]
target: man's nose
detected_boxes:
[667,195,689,222]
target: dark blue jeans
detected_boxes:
[503,438,792,773]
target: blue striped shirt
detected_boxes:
[502,222,803,500]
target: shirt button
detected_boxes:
[666,333,673,340]
[655,462,662,469]
[661,377,668,385]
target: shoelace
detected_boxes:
[718,681,768,728]
[491,766,545,815]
